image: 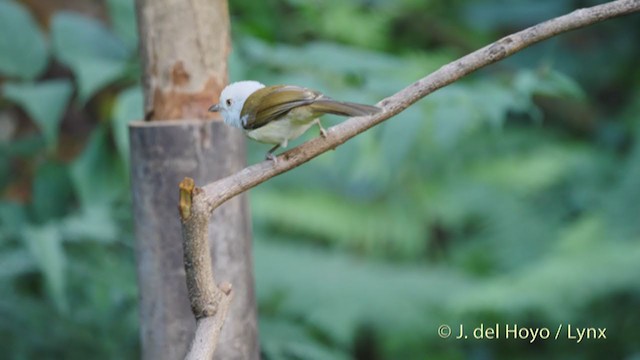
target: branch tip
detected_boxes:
[219,281,233,295]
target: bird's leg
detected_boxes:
[265,144,281,162]
[315,119,328,138]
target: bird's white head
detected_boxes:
[210,80,265,128]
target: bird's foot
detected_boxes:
[317,121,328,138]
[265,152,278,163]
[265,144,281,163]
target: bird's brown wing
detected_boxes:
[240,85,321,130]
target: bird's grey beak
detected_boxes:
[208,104,220,112]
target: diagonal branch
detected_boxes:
[180,0,639,358]
[201,0,640,211]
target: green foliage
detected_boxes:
[51,11,132,101]
[0,1,48,79]
[0,2,138,358]
[231,4,640,358]
[253,190,426,258]
[255,237,640,359]
[105,0,139,49]
[3,80,73,149]
[31,160,74,222]
[462,0,572,30]
[112,86,144,168]
[22,224,67,313]
[1,0,640,359]
[70,124,129,208]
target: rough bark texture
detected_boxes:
[133,0,259,358]
[130,120,258,360]
[135,0,229,120]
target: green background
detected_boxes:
[1,0,639,358]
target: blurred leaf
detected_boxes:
[70,124,127,208]
[50,11,130,66]
[514,68,586,100]
[23,224,67,313]
[255,240,471,346]
[331,133,384,198]
[51,12,130,101]
[3,229,139,358]
[602,143,640,240]
[229,1,279,41]
[462,0,572,30]
[252,190,426,258]
[471,145,583,194]
[256,236,640,356]
[30,160,74,223]
[379,106,423,172]
[2,80,73,149]
[106,0,139,49]
[2,134,46,158]
[0,156,8,191]
[112,86,143,165]
[423,85,486,148]
[228,48,248,82]
[0,249,36,279]
[61,206,118,243]
[0,1,48,79]
[455,241,640,319]
[0,111,18,143]
[473,82,522,127]
[319,3,389,49]
[555,215,604,253]
[0,201,27,238]
[240,39,411,85]
[260,318,351,360]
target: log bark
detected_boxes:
[132,0,259,358]
[130,120,259,359]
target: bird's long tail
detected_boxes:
[309,99,380,117]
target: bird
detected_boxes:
[209,81,380,161]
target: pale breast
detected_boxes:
[245,116,316,147]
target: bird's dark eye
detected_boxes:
[226,99,232,106]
